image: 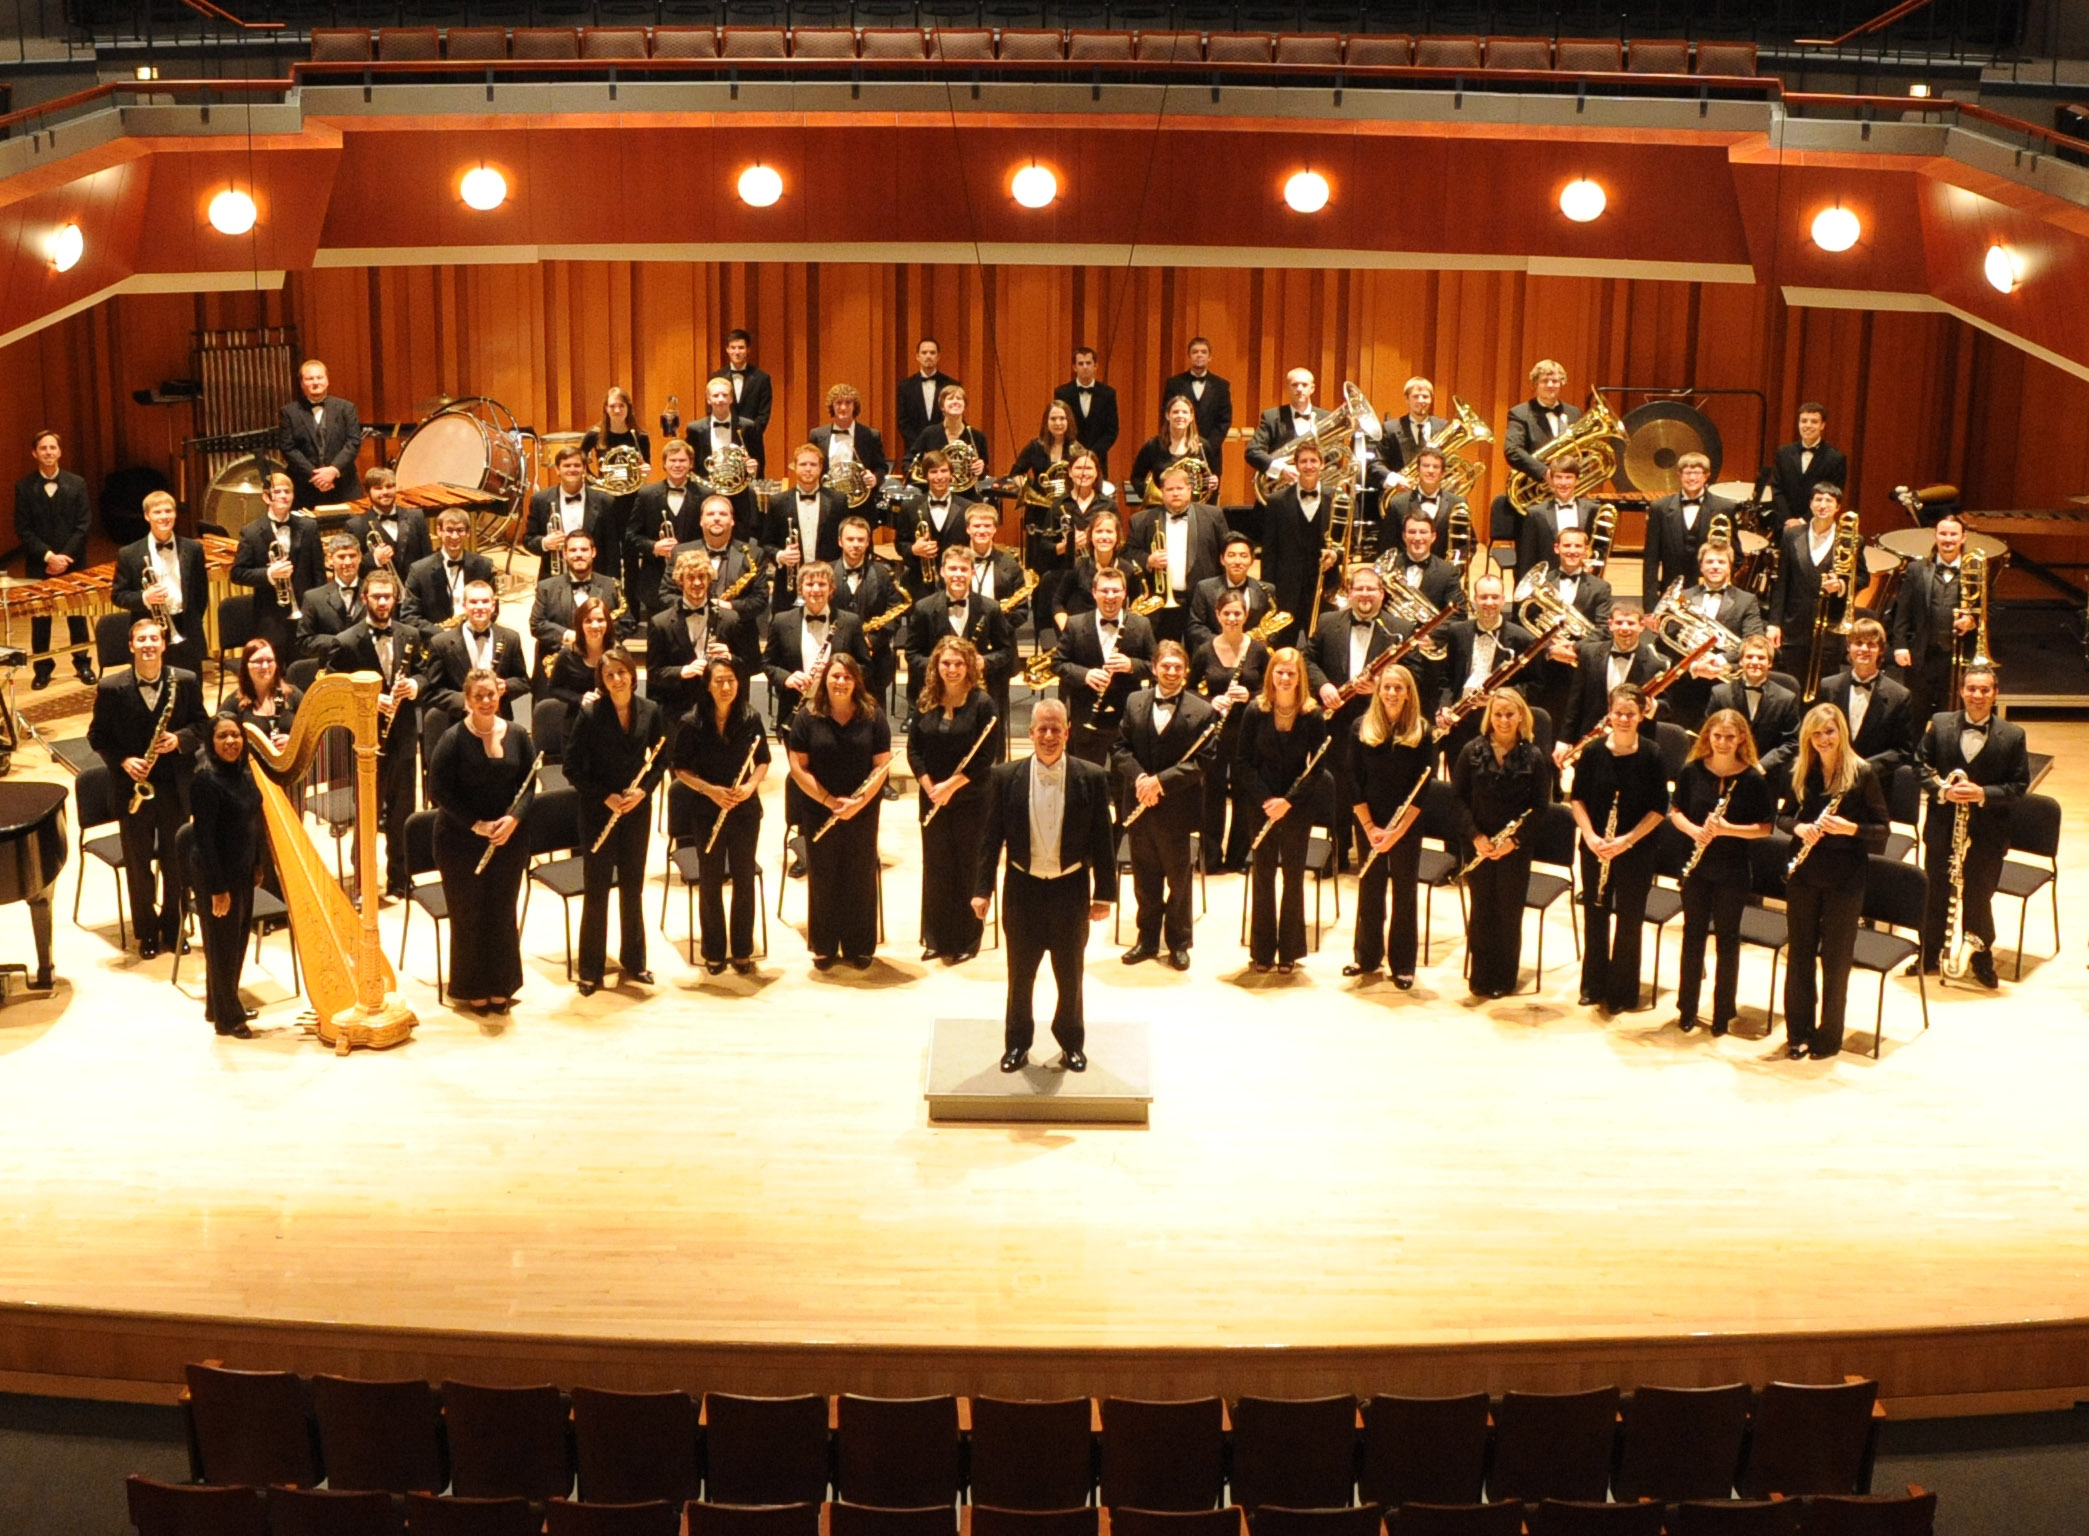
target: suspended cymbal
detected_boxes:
[1616,401,1722,496]
[538,431,588,445]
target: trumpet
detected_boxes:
[1507,391,1624,515]
[589,444,648,497]
[1803,509,1865,700]
[1949,547,1996,707]
[1647,579,1744,682]
[1513,562,1600,646]
[1131,522,1171,617]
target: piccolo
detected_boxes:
[1245,734,1333,856]
[921,715,999,829]
[475,751,545,874]
[701,737,763,857]
[811,766,886,844]
[1355,762,1435,880]
[588,736,665,854]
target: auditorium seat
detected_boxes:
[398,810,451,1001]
[182,1363,321,1489]
[1800,1487,1935,1536]
[859,27,929,57]
[547,1500,681,1536]
[126,1476,269,1536]
[834,1393,961,1507]
[1736,1380,1881,1499]
[929,28,996,58]
[1481,36,1549,69]
[1132,30,1201,61]
[311,1374,446,1494]
[1693,40,1758,75]
[512,27,582,56]
[582,27,652,56]
[1527,1500,1662,1535]
[1068,30,1134,59]
[444,26,511,58]
[702,1392,832,1505]
[972,1510,1099,1536]
[402,1492,545,1535]
[828,1504,958,1536]
[1099,1398,1226,1511]
[440,1379,575,1501]
[1249,1508,1382,1536]
[723,27,790,54]
[969,1398,1095,1510]
[1552,38,1621,71]
[378,28,443,60]
[791,27,860,55]
[653,26,724,55]
[1228,1396,1359,1512]
[1109,1511,1243,1536]
[571,1386,701,1506]
[1386,1507,1521,1536]
[688,1503,826,1536]
[998,28,1066,57]
[1205,33,1273,63]
[1410,37,1481,69]
[1484,1386,1620,1504]
[1359,1394,1487,1509]
[266,1485,407,1535]
[1626,39,1690,74]
[1667,1501,1802,1536]
[1272,34,1341,65]
[310,27,374,60]
[1340,35,1409,65]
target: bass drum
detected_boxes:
[394,398,525,501]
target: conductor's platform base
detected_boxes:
[926,1017,1151,1124]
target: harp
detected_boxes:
[242,672,419,1053]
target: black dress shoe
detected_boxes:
[138,940,160,961]
[787,857,806,879]
[1711,1019,1730,1037]
[705,960,727,976]
[29,673,51,691]
[1276,961,1296,976]
[1064,1049,1087,1073]
[1121,943,1158,965]
[921,947,940,962]
[1392,974,1414,990]
[812,955,835,971]
[218,1022,255,1039]
[1341,963,1373,978]
[730,958,755,975]
[74,664,96,685]
[1971,950,2000,989]
[628,970,655,985]
[1166,948,1191,972]
[848,953,873,970]
[1812,1045,1841,1059]
[1000,1047,1027,1072]
[1786,1043,1808,1060]
[1677,1016,1698,1034]
[1578,990,1600,1006]
[577,980,599,997]
[1250,961,1272,974]
[490,999,512,1015]
[949,949,978,964]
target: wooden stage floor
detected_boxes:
[2,698,2087,1416]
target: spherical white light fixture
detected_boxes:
[1011,163,1058,209]
[1283,170,1330,214]
[208,188,258,236]
[737,163,783,208]
[1811,205,1860,253]
[459,166,508,212]
[1984,243,2020,294]
[46,223,83,273]
[1559,178,1607,224]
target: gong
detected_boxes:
[1616,401,1723,496]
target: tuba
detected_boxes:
[1513,561,1601,646]
[1251,381,1379,503]
[589,444,648,497]
[704,443,753,496]
[1647,578,1744,681]
[1508,391,1624,514]
[1390,396,1495,501]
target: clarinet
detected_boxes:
[474,751,544,875]
[125,672,184,814]
[701,736,763,857]
[1245,734,1333,857]
[1355,762,1435,880]
[1593,800,1621,903]
[588,736,665,854]
[1678,778,1737,883]
[1121,712,1225,830]
[921,714,999,829]
[1784,788,1848,878]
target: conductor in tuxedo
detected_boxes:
[1053,346,1120,482]
[718,329,773,471]
[896,337,961,457]
[113,491,210,679]
[278,358,363,509]
[13,428,95,688]
[1640,451,1736,602]
[1769,403,1849,526]
[973,700,1115,1073]
[1160,336,1233,478]
[1912,665,2028,987]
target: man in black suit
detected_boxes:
[404,508,495,635]
[972,699,1116,1074]
[1383,512,1465,614]
[86,615,208,957]
[646,555,743,731]
[1521,524,1612,747]
[1517,460,1602,578]
[1640,451,1736,602]
[1555,604,1667,763]
[1128,465,1228,647]
[831,515,907,709]
[420,580,529,730]
[1305,564,1409,864]
[1111,641,1216,971]
[1258,440,1339,647]
[906,547,1015,724]
[1911,665,2028,987]
[718,329,772,472]
[327,569,425,899]
[1815,619,1916,778]
[1055,566,1155,763]
[14,428,95,688]
[234,473,327,662]
[1160,336,1233,478]
[657,496,768,670]
[297,534,372,662]
[1664,540,1767,730]
[526,445,612,577]
[1765,484,1856,684]
[1713,635,1804,785]
[811,384,890,501]
[1890,511,1978,726]
[767,443,849,610]
[1053,347,1120,482]
[1378,448,1467,561]
[960,503,1032,634]
[278,358,362,509]
[526,529,626,657]
[625,439,705,619]
[112,491,210,679]
[1496,358,1581,565]
[344,467,432,581]
[896,337,960,458]
[1434,572,1537,752]
[1376,376,1451,480]
[1245,368,1331,490]
[899,451,977,601]
[1769,402,1849,526]
[1186,532,1277,656]
[765,562,869,728]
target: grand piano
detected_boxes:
[0,781,68,993]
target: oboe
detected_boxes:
[810,766,886,844]
[1784,788,1848,878]
[1678,778,1736,883]
[1355,763,1435,880]
[1121,712,1224,830]
[1246,735,1333,857]
[921,715,999,829]
[701,737,763,857]
[588,737,665,854]
[474,751,544,875]
[1593,800,1621,903]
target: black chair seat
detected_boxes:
[530,855,588,898]
[1881,831,1915,863]
[1850,927,1915,972]
[50,736,98,773]
[1995,861,2052,899]
[1524,871,1570,909]
[86,830,125,869]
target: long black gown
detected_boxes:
[908,688,1001,957]
[788,707,890,961]
[429,719,538,1000]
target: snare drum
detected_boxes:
[1858,541,1906,614]
[395,400,525,501]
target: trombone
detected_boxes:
[1802,510,1864,700]
[1948,547,1996,707]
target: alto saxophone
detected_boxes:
[860,590,913,639]
[717,543,767,603]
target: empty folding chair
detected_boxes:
[1612,1383,1749,1503]
[1229,1396,1359,1511]
[828,1503,956,1536]
[181,1363,321,1489]
[1358,1395,1487,1509]
[546,1500,682,1536]
[402,1493,543,1535]
[441,1379,574,1501]
[1736,1380,1880,1499]
[1995,791,2061,977]
[970,1398,1095,1510]
[834,1393,959,1507]
[1387,1507,1522,1536]
[972,1509,1098,1536]
[687,1503,825,1536]
[1527,1501,1662,1535]
[312,1374,446,1494]
[1109,1512,1242,1536]
[571,1386,701,1506]
[264,1485,406,1535]
[1799,1487,1935,1536]
[1485,1387,1619,1504]
[1250,1507,1381,1536]
[125,1476,268,1536]
[703,1392,831,1505]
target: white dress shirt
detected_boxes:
[1027,755,1067,878]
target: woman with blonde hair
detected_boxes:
[1780,701,1890,1059]
[1669,708,1775,1036]
[1451,688,1552,999]
[1346,664,1437,988]
[909,635,1000,964]
[1236,646,1329,974]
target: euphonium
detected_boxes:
[1377,570,1451,661]
[704,443,753,496]
[1507,391,1624,514]
[1949,547,1996,706]
[1647,578,1744,681]
[1434,395,1496,500]
[588,444,648,497]
[1514,561,1601,646]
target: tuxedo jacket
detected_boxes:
[1816,668,1916,775]
[404,549,496,632]
[763,488,850,607]
[1561,639,1668,744]
[1053,379,1121,467]
[1258,484,1336,623]
[1765,520,1850,636]
[811,422,891,486]
[1546,568,1614,631]
[278,395,364,507]
[112,534,211,642]
[1385,555,1465,614]
[1110,687,1218,824]
[87,666,208,792]
[645,601,746,724]
[232,514,327,626]
[296,580,369,661]
[526,486,613,560]
[327,620,427,744]
[656,539,768,652]
[894,492,981,598]
[1128,504,1228,612]
[1186,576,1276,657]
[908,424,990,480]
[717,363,774,435]
[1054,608,1156,736]
[420,624,530,720]
[624,477,708,612]
[829,557,906,649]
[1159,370,1233,465]
[528,571,627,655]
[896,369,962,453]
[1380,487,1467,560]
[1503,398,1583,483]
[1517,496,1603,577]
[1771,439,1850,524]
[1914,710,2030,850]
[1246,404,1332,475]
[1640,490,1739,602]
[1435,618,1538,715]
[1678,584,1767,646]
[1889,558,1966,663]
[1709,675,1803,769]
[962,548,1033,630]
[764,607,870,707]
[1378,414,1452,472]
[13,469,90,574]
[905,591,1015,688]
[1303,608,1405,699]
[344,505,433,579]
[974,753,1117,903]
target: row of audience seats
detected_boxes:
[306,24,1758,72]
[127,1481,1939,1535]
[174,1364,1889,1510]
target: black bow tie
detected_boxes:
[370,626,391,638]
[1683,499,1700,509]
[156,541,174,553]
[1851,680,1874,693]
[1963,719,1988,734]
[447,560,462,571]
